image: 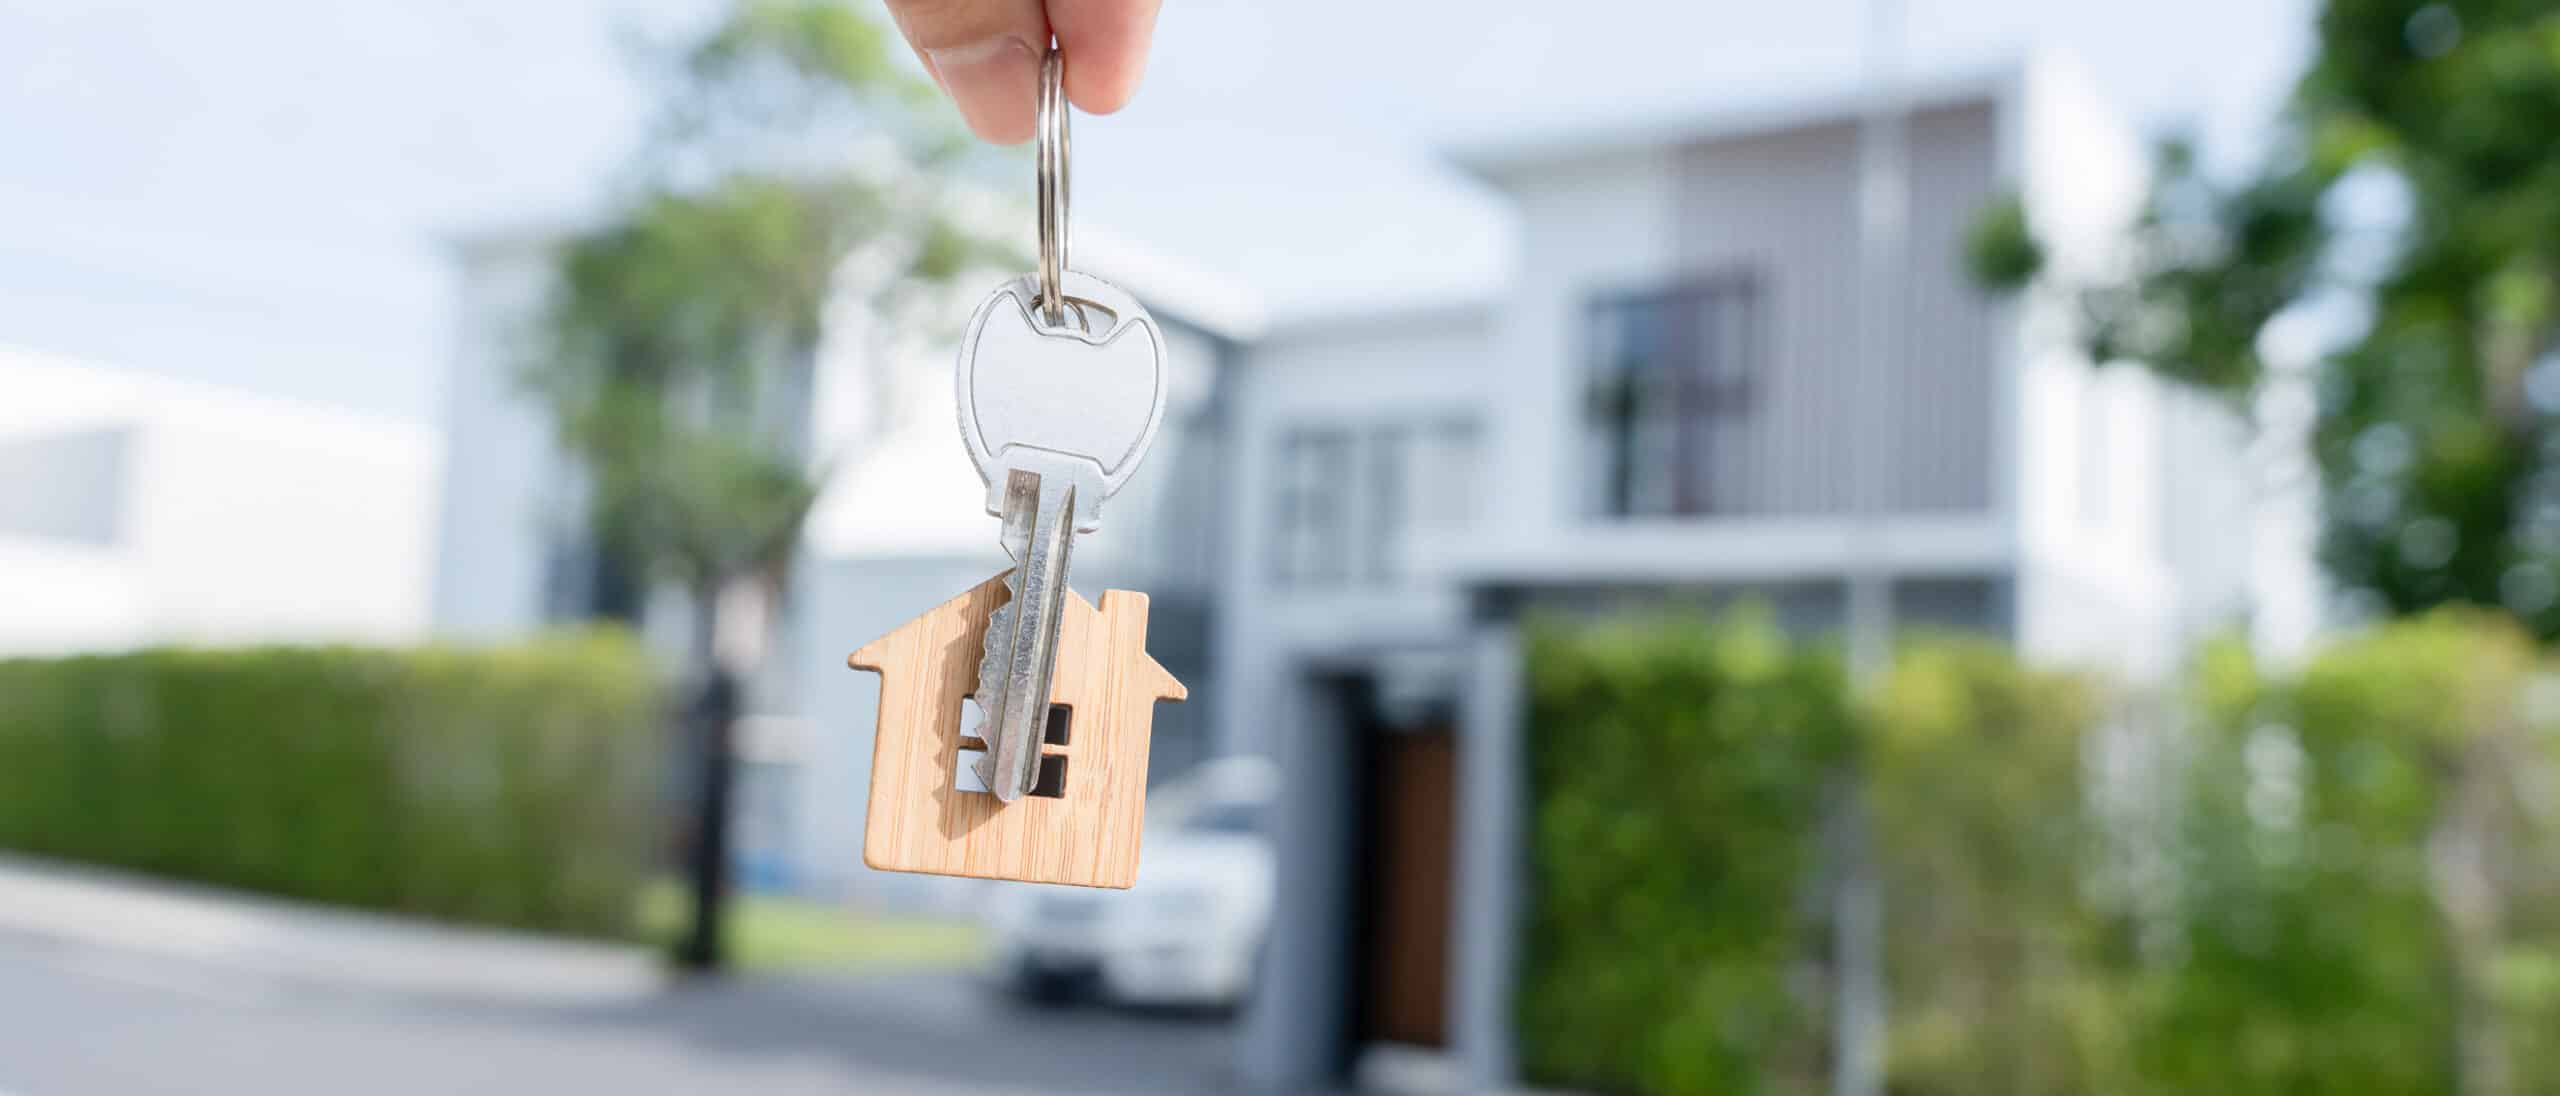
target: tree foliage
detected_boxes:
[528,0,1012,604]
[1974,1,2560,635]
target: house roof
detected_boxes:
[0,345,433,446]
[1442,58,2027,178]
[446,188,1265,346]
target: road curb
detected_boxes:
[0,853,663,1006]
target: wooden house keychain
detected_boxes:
[849,46,1185,888]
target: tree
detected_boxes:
[524,0,1014,970]
[1971,0,2560,637]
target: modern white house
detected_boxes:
[427,51,2304,1092]
[1228,56,2298,1090]
[0,346,437,656]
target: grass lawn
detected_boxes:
[637,879,984,973]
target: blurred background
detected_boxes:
[4,1,2558,1093]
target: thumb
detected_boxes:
[885,0,1050,144]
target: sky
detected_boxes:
[0,0,2315,424]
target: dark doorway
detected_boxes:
[1351,725,1457,1047]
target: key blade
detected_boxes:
[974,469,1076,802]
[972,472,1035,790]
[996,482,1034,563]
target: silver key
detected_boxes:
[953,269,1170,801]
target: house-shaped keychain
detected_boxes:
[849,572,1186,888]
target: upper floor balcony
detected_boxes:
[1580,269,1995,525]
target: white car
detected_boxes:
[985,757,1275,1007]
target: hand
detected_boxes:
[884,0,1164,145]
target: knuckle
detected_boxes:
[888,0,1032,50]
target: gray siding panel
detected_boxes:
[1670,104,1997,516]
[1897,104,2000,512]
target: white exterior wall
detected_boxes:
[1484,147,1684,542]
[0,348,436,655]
[431,237,574,641]
[2007,56,2191,677]
[1216,308,1492,755]
[2010,347,2177,674]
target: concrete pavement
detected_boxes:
[0,856,1249,1095]
[0,854,658,1006]
[0,940,1243,1095]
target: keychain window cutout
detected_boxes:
[951,748,1070,798]
[1028,755,1069,799]
[950,696,1072,797]
[954,748,990,794]
[955,696,1068,744]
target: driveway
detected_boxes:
[0,934,1245,1095]
[0,857,1250,1095]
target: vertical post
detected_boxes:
[1837,1,1906,1094]
[1240,670,1361,1090]
[678,576,767,974]
[1847,0,1908,684]
[677,664,739,972]
[1454,619,1526,1089]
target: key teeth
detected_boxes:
[969,744,999,790]
[971,567,1022,791]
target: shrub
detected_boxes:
[1519,607,2560,1094]
[1868,639,2133,1095]
[1519,608,1852,1096]
[0,633,662,938]
[2135,611,2560,1095]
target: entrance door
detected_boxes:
[1357,728,1456,1046]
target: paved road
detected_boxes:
[0,932,1246,1095]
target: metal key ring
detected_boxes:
[1036,45,1070,326]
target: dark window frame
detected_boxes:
[1585,269,1765,518]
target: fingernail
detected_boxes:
[925,36,1040,145]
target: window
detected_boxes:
[1272,418,1478,588]
[1587,273,1761,517]
[1272,427,1355,585]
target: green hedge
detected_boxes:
[1521,609,1852,1095]
[1521,608,2560,1095]
[1868,640,2130,1095]
[0,633,663,938]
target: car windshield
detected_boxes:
[1182,800,1265,836]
